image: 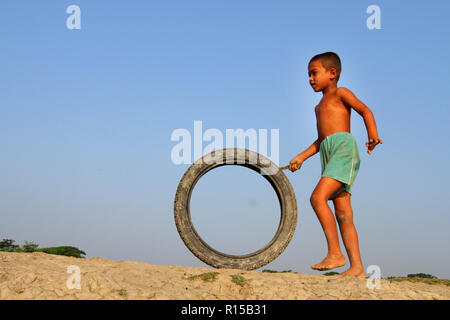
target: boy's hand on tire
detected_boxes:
[289,156,304,172]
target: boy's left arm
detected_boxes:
[337,87,383,154]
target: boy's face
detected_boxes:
[308,60,335,92]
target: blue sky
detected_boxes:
[1,1,449,279]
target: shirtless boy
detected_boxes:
[289,52,382,277]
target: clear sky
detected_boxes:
[1,1,449,279]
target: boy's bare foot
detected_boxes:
[311,254,346,271]
[339,266,366,277]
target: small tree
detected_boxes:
[22,241,39,252]
[0,239,19,252]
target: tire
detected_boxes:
[174,148,298,270]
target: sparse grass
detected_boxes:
[261,269,294,273]
[406,273,437,279]
[385,274,450,287]
[231,274,247,287]
[188,272,220,282]
[117,289,128,297]
[324,272,340,276]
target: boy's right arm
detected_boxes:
[289,139,320,172]
[337,87,383,154]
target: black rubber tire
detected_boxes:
[174,148,298,270]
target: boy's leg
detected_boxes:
[332,191,365,277]
[310,176,346,271]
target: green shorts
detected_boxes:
[320,132,360,200]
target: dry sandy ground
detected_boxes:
[0,252,448,300]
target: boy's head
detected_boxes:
[308,52,341,91]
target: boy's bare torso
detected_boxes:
[315,87,351,145]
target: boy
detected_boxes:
[289,52,382,277]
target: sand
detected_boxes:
[0,251,448,300]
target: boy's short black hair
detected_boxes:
[309,52,342,81]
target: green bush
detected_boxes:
[407,273,437,279]
[38,246,86,258]
[0,238,86,258]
